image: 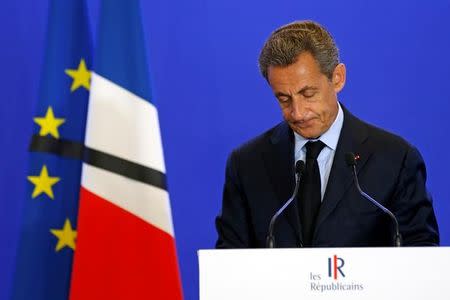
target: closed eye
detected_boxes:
[299,87,318,98]
[303,91,316,98]
[277,96,290,103]
[274,92,291,103]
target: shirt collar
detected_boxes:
[294,102,344,151]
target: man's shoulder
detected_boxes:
[365,120,413,150]
[230,121,288,157]
[345,108,414,153]
[230,108,418,159]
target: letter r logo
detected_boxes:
[328,255,345,280]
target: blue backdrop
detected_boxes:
[1,1,449,299]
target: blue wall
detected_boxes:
[1,1,449,299]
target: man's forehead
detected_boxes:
[268,70,322,94]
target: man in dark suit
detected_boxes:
[215,20,439,248]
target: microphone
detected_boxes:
[345,152,402,247]
[266,160,305,248]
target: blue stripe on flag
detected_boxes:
[95,0,153,103]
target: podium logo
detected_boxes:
[328,255,345,280]
[309,254,363,292]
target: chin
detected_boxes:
[294,128,320,139]
[289,121,322,139]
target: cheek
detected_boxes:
[314,97,332,120]
[280,106,292,119]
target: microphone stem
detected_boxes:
[351,166,402,247]
[266,176,301,248]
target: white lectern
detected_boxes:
[198,247,450,300]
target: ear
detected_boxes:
[332,63,346,93]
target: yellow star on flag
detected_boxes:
[50,219,77,252]
[27,165,60,199]
[65,58,91,91]
[33,106,65,138]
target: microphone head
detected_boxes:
[345,152,357,167]
[295,160,305,175]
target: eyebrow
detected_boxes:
[298,86,319,94]
[274,86,318,98]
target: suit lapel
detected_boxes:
[314,106,372,237]
[262,122,302,243]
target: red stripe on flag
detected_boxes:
[70,187,183,300]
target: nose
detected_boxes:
[291,97,307,120]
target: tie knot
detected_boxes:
[305,141,325,160]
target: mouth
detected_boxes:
[293,118,316,128]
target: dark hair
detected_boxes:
[258,20,340,80]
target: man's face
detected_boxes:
[267,52,346,139]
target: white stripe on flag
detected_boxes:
[82,163,175,236]
[85,73,166,173]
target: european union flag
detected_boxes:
[11,0,91,299]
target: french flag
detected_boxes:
[69,1,183,299]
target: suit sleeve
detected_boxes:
[215,150,254,248]
[391,146,440,246]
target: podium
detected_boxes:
[198,247,450,300]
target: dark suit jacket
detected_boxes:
[215,106,439,248]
